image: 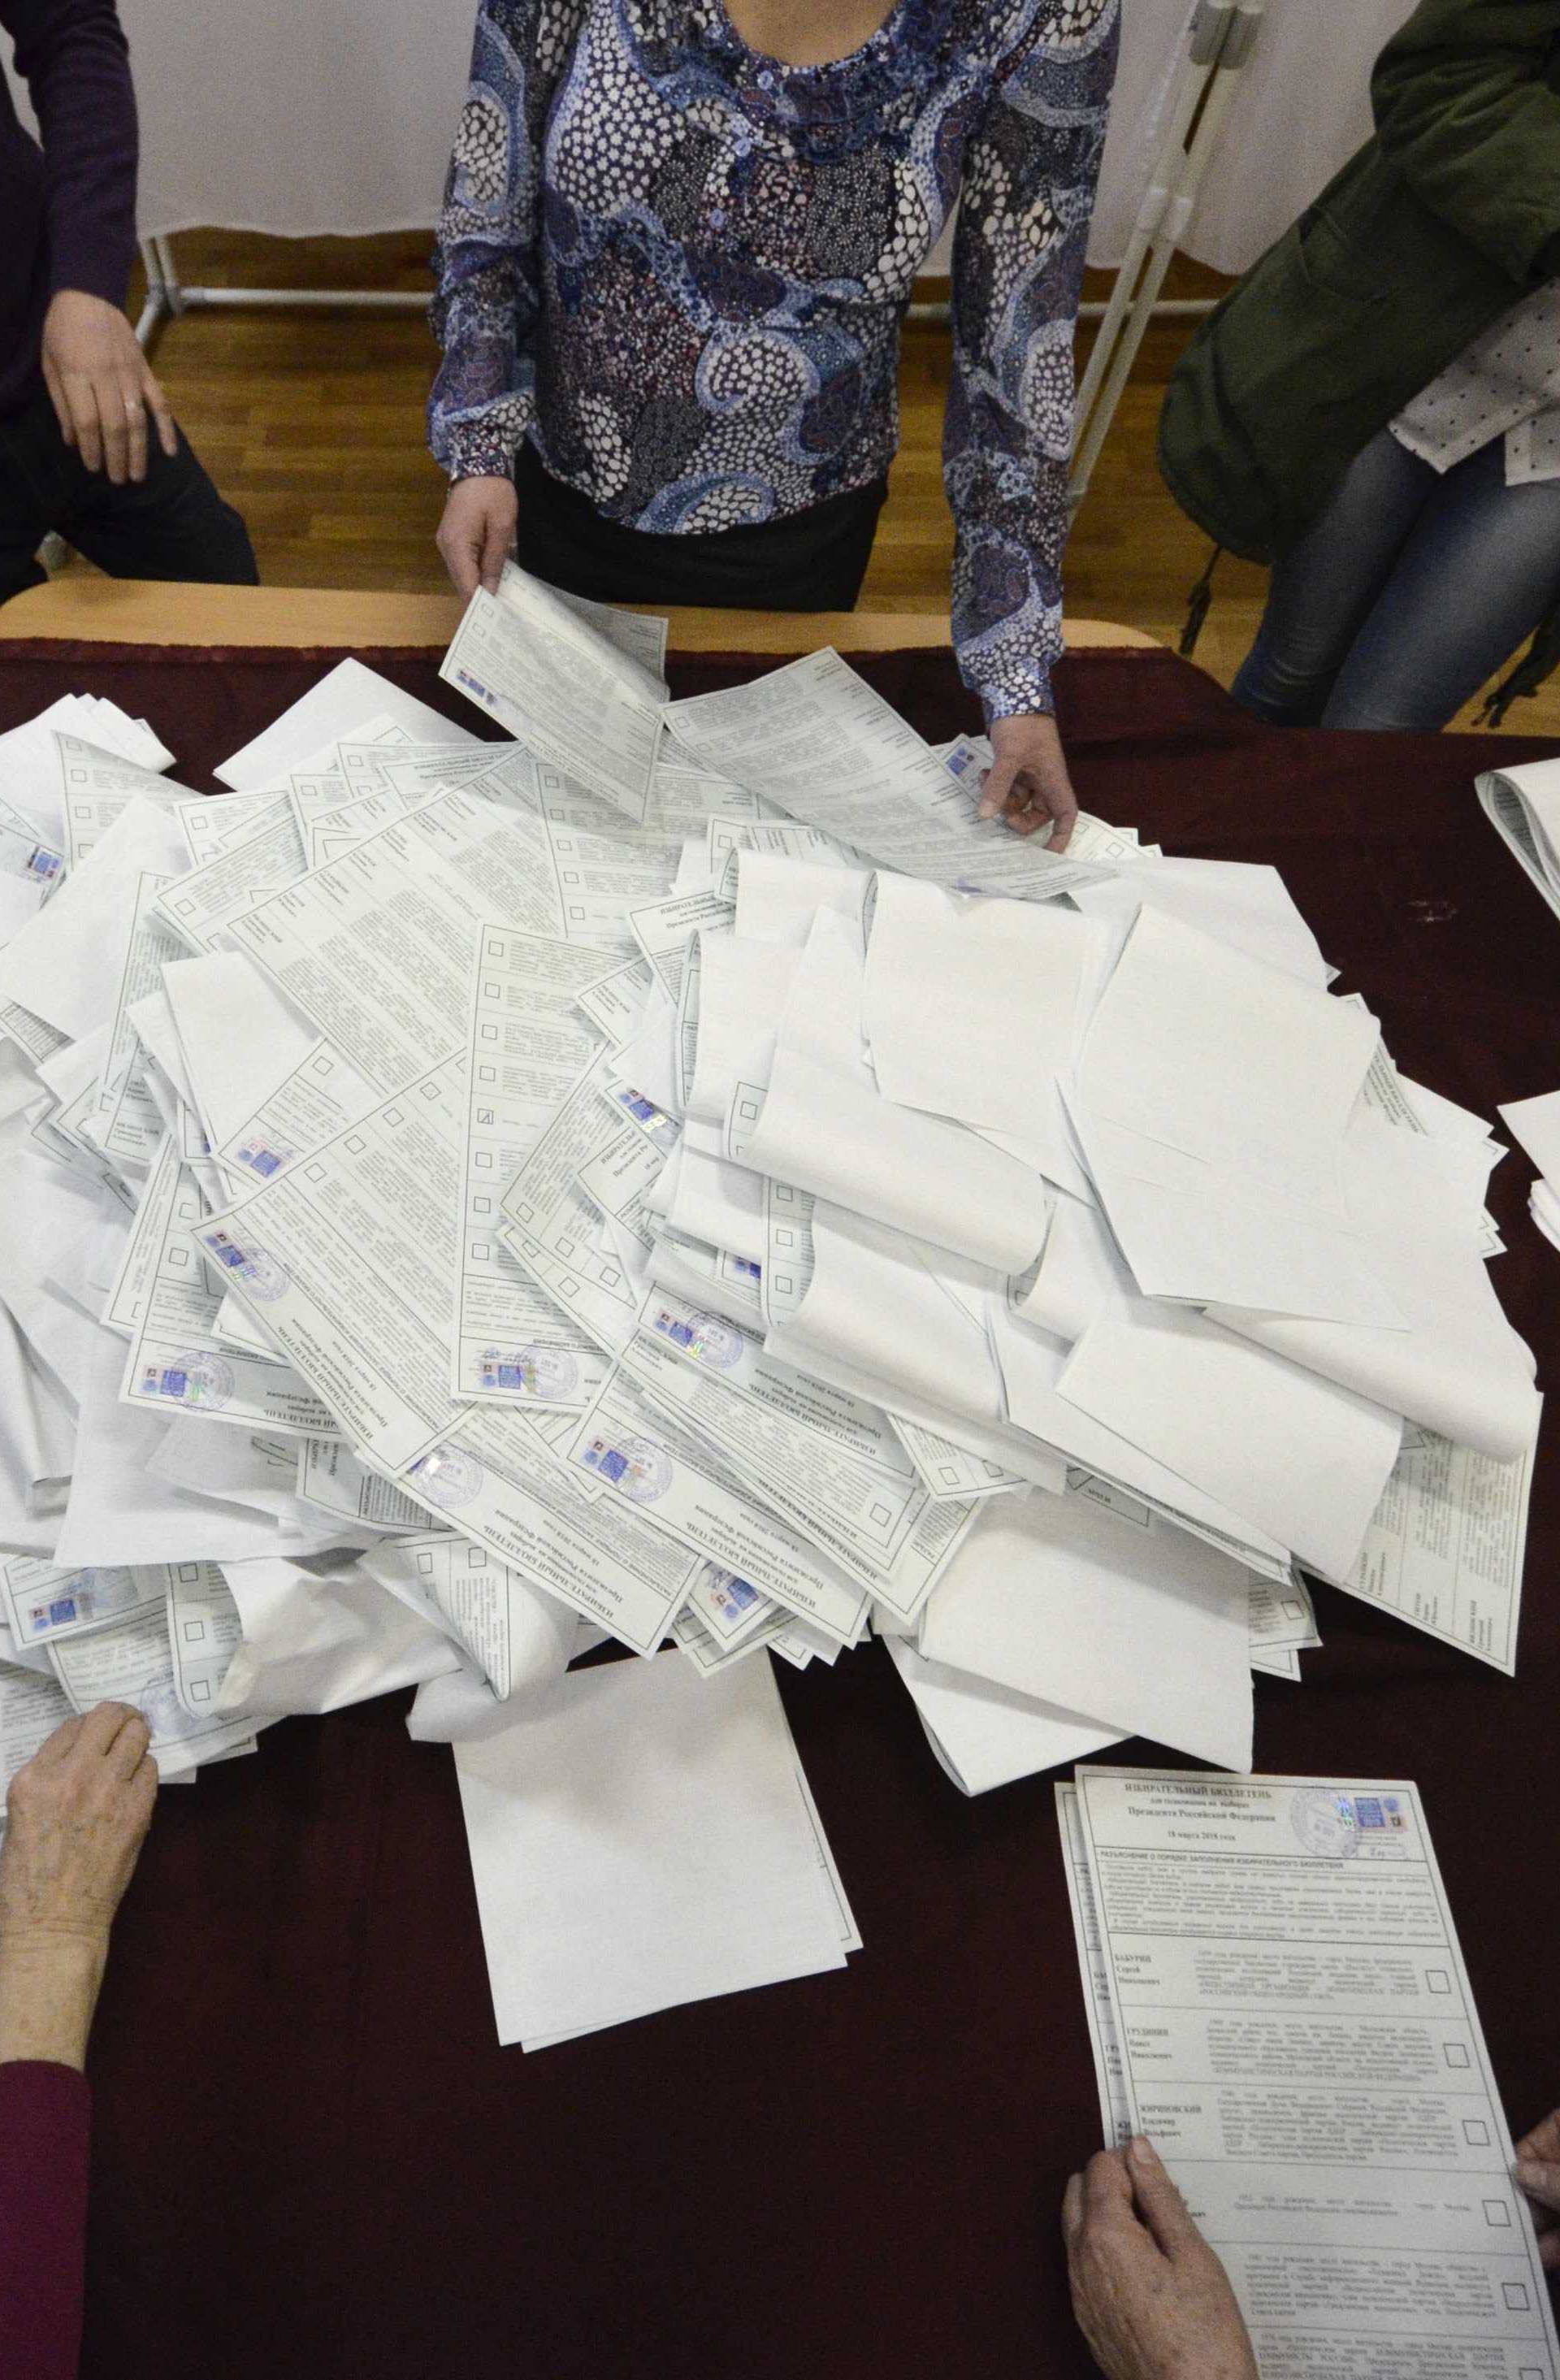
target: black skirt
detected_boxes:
[510,440,889,611]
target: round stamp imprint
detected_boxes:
[1290,1788,1360,1860]
[408,1445,485,1511]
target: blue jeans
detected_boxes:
[1232,428,1560,730]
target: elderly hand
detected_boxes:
[0,1704,158,2070]
[437,473,518,600]
[41,290,179,486]
[977,711,1078,849]
[1514,2107,1560,2269]
[1062,2138,1259,2380]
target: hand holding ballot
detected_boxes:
[977,710,1080,849]
[1062,2138,1258,2380]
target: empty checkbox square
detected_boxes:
[1484,2200,1511,2227]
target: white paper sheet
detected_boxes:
[917,1489,1254,1772]
[1056,1303,1404,1581]
[453,1650,849,2047]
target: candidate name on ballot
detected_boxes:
[0,562,1549,2054]
[1066,1768,1560,2380]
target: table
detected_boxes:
[0,596,1555,2380]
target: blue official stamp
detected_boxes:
[407,1445,484,1511]
[234,1142,288,1179]
[203,1229,291,1302]
[141,1351,234,1410]
[651,1306,743,1372]
[583,1434,672,1505]
[707,1569,759,1622]
[479,1345,579,1400]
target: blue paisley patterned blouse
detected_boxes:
[429,0,1119,718]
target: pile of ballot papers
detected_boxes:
[0,565,1545,2040]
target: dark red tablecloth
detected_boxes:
[2,639,1555,2380]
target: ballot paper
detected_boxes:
[1478,756,1560,922]
[0,1661,77,1803]
[743,1048,1051,1274]
[453,1650,852,2047]
[1055,1303,1404,1584]
[1321,1426,1536,1675]
[456,925,612,1402]
[885,1637,1122,1794]
[919,1489,1254,1772]
[1072,1767,1560,2379]
[116,1137,336,1438]
[166,1561,244,1715]
[442,566,664,823]
[49,1599,255,1772]
[156,793,307,952]
[0,1554,163,1648]
[668,649,1113,900]
[1055,1784,1132,2146]
[617,1289,978,1623]
[361,1529,577,1702]
[54,735,189,865]
[0,796,188,1044]
[214,660,479,791]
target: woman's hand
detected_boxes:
[437,475,518,600]
[41,290,179,486]
[1062,2138,1259,2380]
[977,711,1079,849]
[1514,2108,1560,2269]
[0,1704,158,2071]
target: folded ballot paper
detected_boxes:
[0,568,1545,2044]
[1479,754,1560,921]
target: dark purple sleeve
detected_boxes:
[2,0,138,307]
[0,2062,91,2380]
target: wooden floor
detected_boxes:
[46,230,1553,737]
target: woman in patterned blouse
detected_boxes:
[429,0,1119,846]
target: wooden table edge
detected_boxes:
[0,579,1163,655]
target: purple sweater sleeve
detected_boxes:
[3,0,138,307]
[0,2062,91,2380]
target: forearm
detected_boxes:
[945,0,1116,719]
[947,431,1066,721]
[0,1933,106,2071]
[429,0,567,476]
[427,267,537,480]
[8,0,139,306]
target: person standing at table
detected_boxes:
[0,1702,158,2380]
[1159,0,1560,735]
[428,0,1119,849]
[0,0,257,608]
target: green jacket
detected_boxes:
[1159,0,1560,563]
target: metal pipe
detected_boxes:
[167,286,429,310]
